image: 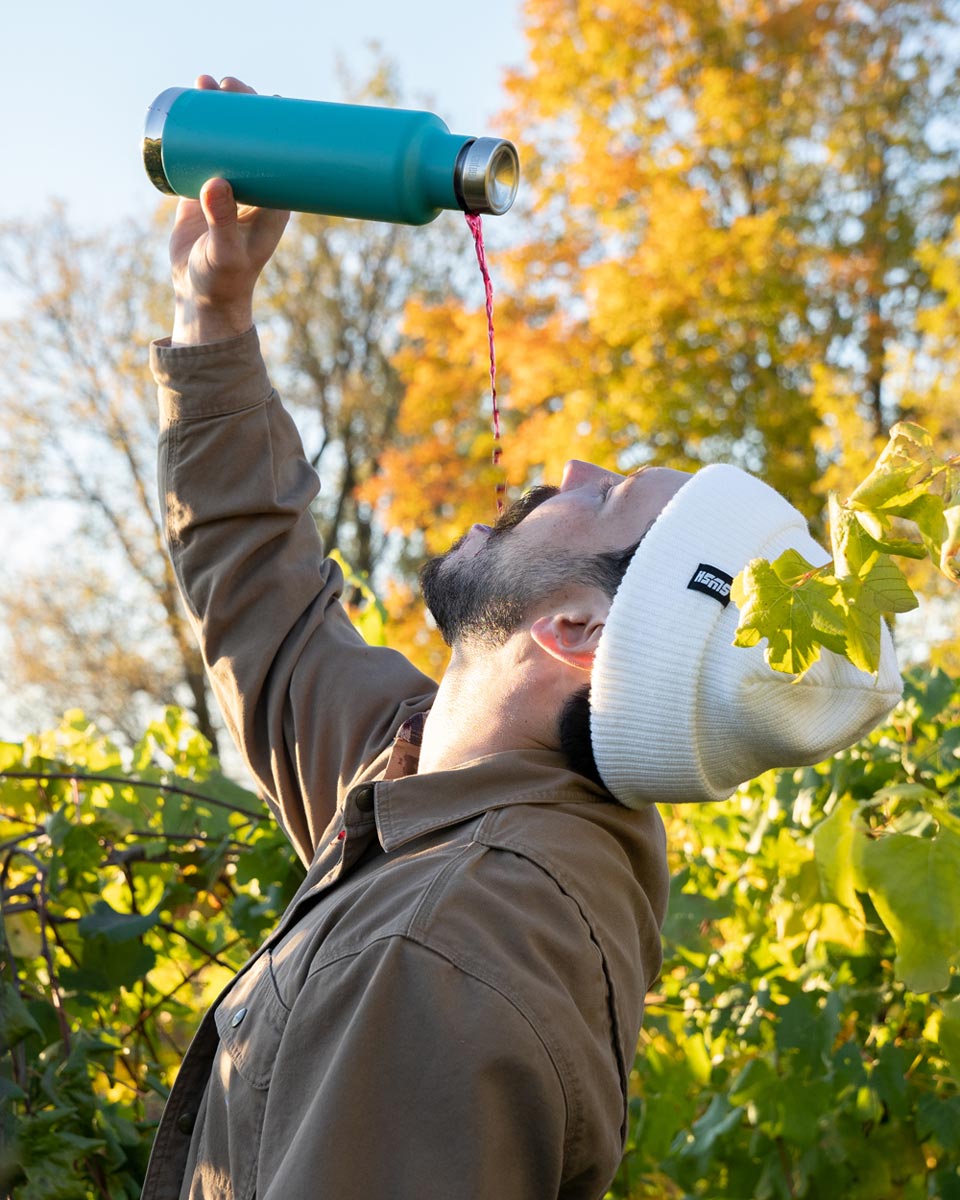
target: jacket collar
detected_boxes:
[373,746,612,853]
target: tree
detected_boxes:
[0,206,219,750]
[368,0,960,558]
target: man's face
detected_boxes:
[421,461,689,646]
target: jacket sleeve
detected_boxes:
[259,937,574,1200]
[151,329,437,864]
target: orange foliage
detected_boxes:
[363,0,959,663]
[381,577,449,683]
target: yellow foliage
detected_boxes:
[361,0,960,672]
[380,577,448,681]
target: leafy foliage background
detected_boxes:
[0,710,304,1198]
[2,671,958,1198]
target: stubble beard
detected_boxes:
[419,486,560,648]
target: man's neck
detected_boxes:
[417,637,568,775]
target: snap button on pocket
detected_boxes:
[215,954,290,1089]
[176,1111,196,1135]
[206,954,291,1196]
[354,785,375,813]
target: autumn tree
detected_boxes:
[368,0,960,563]
[0,206,220,749]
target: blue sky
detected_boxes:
[1,0,528,228]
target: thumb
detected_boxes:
[199,178,242,254]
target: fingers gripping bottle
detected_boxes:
[143,88,520,225]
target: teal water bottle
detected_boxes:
[142,88,520,225]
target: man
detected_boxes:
[142,75,902,1200]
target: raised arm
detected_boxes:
[154,77,437,865]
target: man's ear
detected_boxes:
[529,610,605,671]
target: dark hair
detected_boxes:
[559,684,600,784]
[580,541,643,601]
[559,540,643,790]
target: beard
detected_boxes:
[419,486,559,647]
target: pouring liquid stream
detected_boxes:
[465,212,505,515]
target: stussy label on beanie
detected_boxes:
[688,564,734,606]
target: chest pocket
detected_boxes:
[184,952,290,1200]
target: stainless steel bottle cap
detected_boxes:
[457,138,520,216]
[142,87,187,195]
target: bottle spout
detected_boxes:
[454,138,520,216]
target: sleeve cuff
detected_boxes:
[150,326,274,426]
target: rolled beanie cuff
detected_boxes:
[591,465,818,808]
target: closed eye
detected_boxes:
[598,480,617,503]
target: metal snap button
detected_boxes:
[176,1111,196,1134]
[231,1006,248,1028]
[354,785,375,813]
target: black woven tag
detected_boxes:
[687,563,734,607]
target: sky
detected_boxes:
[1,0,529,230]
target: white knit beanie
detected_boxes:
[590,464,903,808]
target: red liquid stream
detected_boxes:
[465,212,505,514]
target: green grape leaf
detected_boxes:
[673,1094,744,1163]
[837,557,918,674]
[850,506,929,558]
[830,495,883,579]
[843,421,960,584]
[61,823,106,884]
[917,1093,960,1155]
[0,1076,27,1103]
[940,500,960,581]
[872,1042,909,1118]
[847,421,941,513]
[0,981,43,1051]
[201,771,262,817]
[3,912,43,959]
[61,935,157,993]
[732,549,845,677]
[774,989,839,1065]
[898,492,948,559]
[939,996,960,1083]
[852,552,919,612]
[830,493,928,580]
[812,796,865,914]
[77,899,159,942]
[857,826,960,993]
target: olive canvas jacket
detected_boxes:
[141,329,671,1200]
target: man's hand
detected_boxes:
[170,75,290,345]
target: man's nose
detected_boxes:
[559,460,620,492]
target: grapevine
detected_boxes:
[732,422,960,676]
